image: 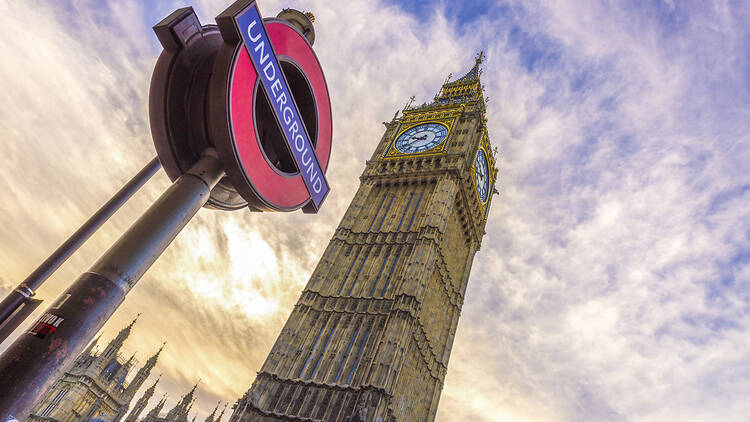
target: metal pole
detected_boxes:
[0,156,161,340]
[0,298,42,344]
[0,151,223,420]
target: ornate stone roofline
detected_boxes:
[302,253,464,313]
[295,290,395,316]
[406,96,485,114]
[60,373,132,407]
[255,370,393,397]
[240,405,321,422]
[332,228,420,246]
[361,156,471,191]
[239,371,394,421]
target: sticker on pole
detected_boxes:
[28,313,65,339]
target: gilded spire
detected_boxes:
[454,51,484,83]
[412,52,487,112]
[403,95,416,111]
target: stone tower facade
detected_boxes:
[27,318,162,422]
[230,53,497,422]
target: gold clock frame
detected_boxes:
[470,129,497,218]
[384,116,458,159]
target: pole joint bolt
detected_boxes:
[14,284,35,299]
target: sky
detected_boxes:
[1,0,750,421]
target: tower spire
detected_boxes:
[125,375,161,422]
[453,52,484,84]
[216,403,228,422]
[423,52,488,111]
[475,50,484,64]
[403,95,416,111]
[205,401,221,422]
[100,314,140,361]
[142,393,168,422]
[144,342,165,368]
[126,342,165,396]
[73,333,101,369]
[165,382,199,422]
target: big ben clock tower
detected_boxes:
[230,53,498,422]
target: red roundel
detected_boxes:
[215,19,332,212]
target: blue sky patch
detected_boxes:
[384,0,495,26]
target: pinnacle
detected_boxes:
[146,342,165,365]
[475,50,484,64]
[446,51,485,85]
[117,314,140,338]
[148,375,161,390]
[217,403,228,421]
[127,313,141,328]
[205,401,221,422]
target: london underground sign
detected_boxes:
[151,0,332,212]
[228,3,328,210]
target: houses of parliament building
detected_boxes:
[25,318,227,422]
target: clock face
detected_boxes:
[394,122,449,154]
[475,148,489,202]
